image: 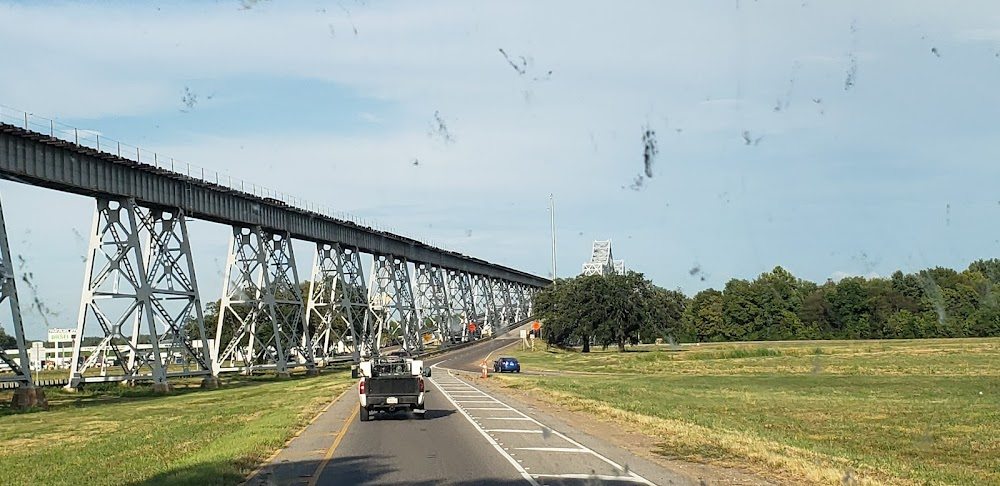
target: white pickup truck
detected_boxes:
[357,355,430,421]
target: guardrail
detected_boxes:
[0,378,70,390]
[0,103,452,252]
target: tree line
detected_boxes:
[532,259,1000,350]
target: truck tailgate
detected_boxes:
[367,377,419,396]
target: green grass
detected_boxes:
[499,338,1000,486]
[0,369,352,486]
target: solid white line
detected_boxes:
[462,407,512,411]
[430,376,540,486]
[515,447,589,453]
[482,417,533,421]
[455,400,500,403]
[531,473,648,482]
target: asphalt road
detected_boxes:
[249,329,693,486]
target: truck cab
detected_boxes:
[357,355,429,421]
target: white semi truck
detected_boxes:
[357,354,430,421]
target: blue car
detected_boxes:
[493,357,521,373]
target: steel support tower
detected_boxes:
[492,278,513,331]
[369,255,420,354]
[67,199,212,391]
[304,243,345,364]
[214,226,315,376]
[0,192,47,409]
[471,274,497,336]
[335,246,376,360]
[413,263,450,346]
[446,269,476,340]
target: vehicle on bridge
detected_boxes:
[357,354,430,421]
[493,357,521,373]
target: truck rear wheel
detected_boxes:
[359,405,370,422]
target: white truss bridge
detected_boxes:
[581,240,625,276]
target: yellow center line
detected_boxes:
[307,404,359,486]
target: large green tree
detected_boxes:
[643,287,688,343]
[534,272,666,352]
[0,326,17,350]
[681,288,724,342]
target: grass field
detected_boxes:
[497,338,1000,486]
[0,369,352,486]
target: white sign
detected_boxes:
[31,341,44,369]
[48,328,76,343]
[519,330,527,339]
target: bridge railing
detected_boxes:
[0,104,453,252]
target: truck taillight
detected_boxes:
[359,379,366,395]
[419,378,424,393]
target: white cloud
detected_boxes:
[959,28,1000,42]
[358,112,380,123]
[2,0,1000,309]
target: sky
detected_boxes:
[2,0,1000,340]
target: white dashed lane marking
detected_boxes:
[429,373,540,486]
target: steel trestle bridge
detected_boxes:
[0,108,548,409]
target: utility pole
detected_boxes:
[549,193,557,280]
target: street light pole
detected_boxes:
[549,193,557,280]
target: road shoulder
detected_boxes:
[243,386,358,486]
[458,370,783,486]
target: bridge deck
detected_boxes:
[0,122,548,287]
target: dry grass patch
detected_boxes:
[502,338,1000,485]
